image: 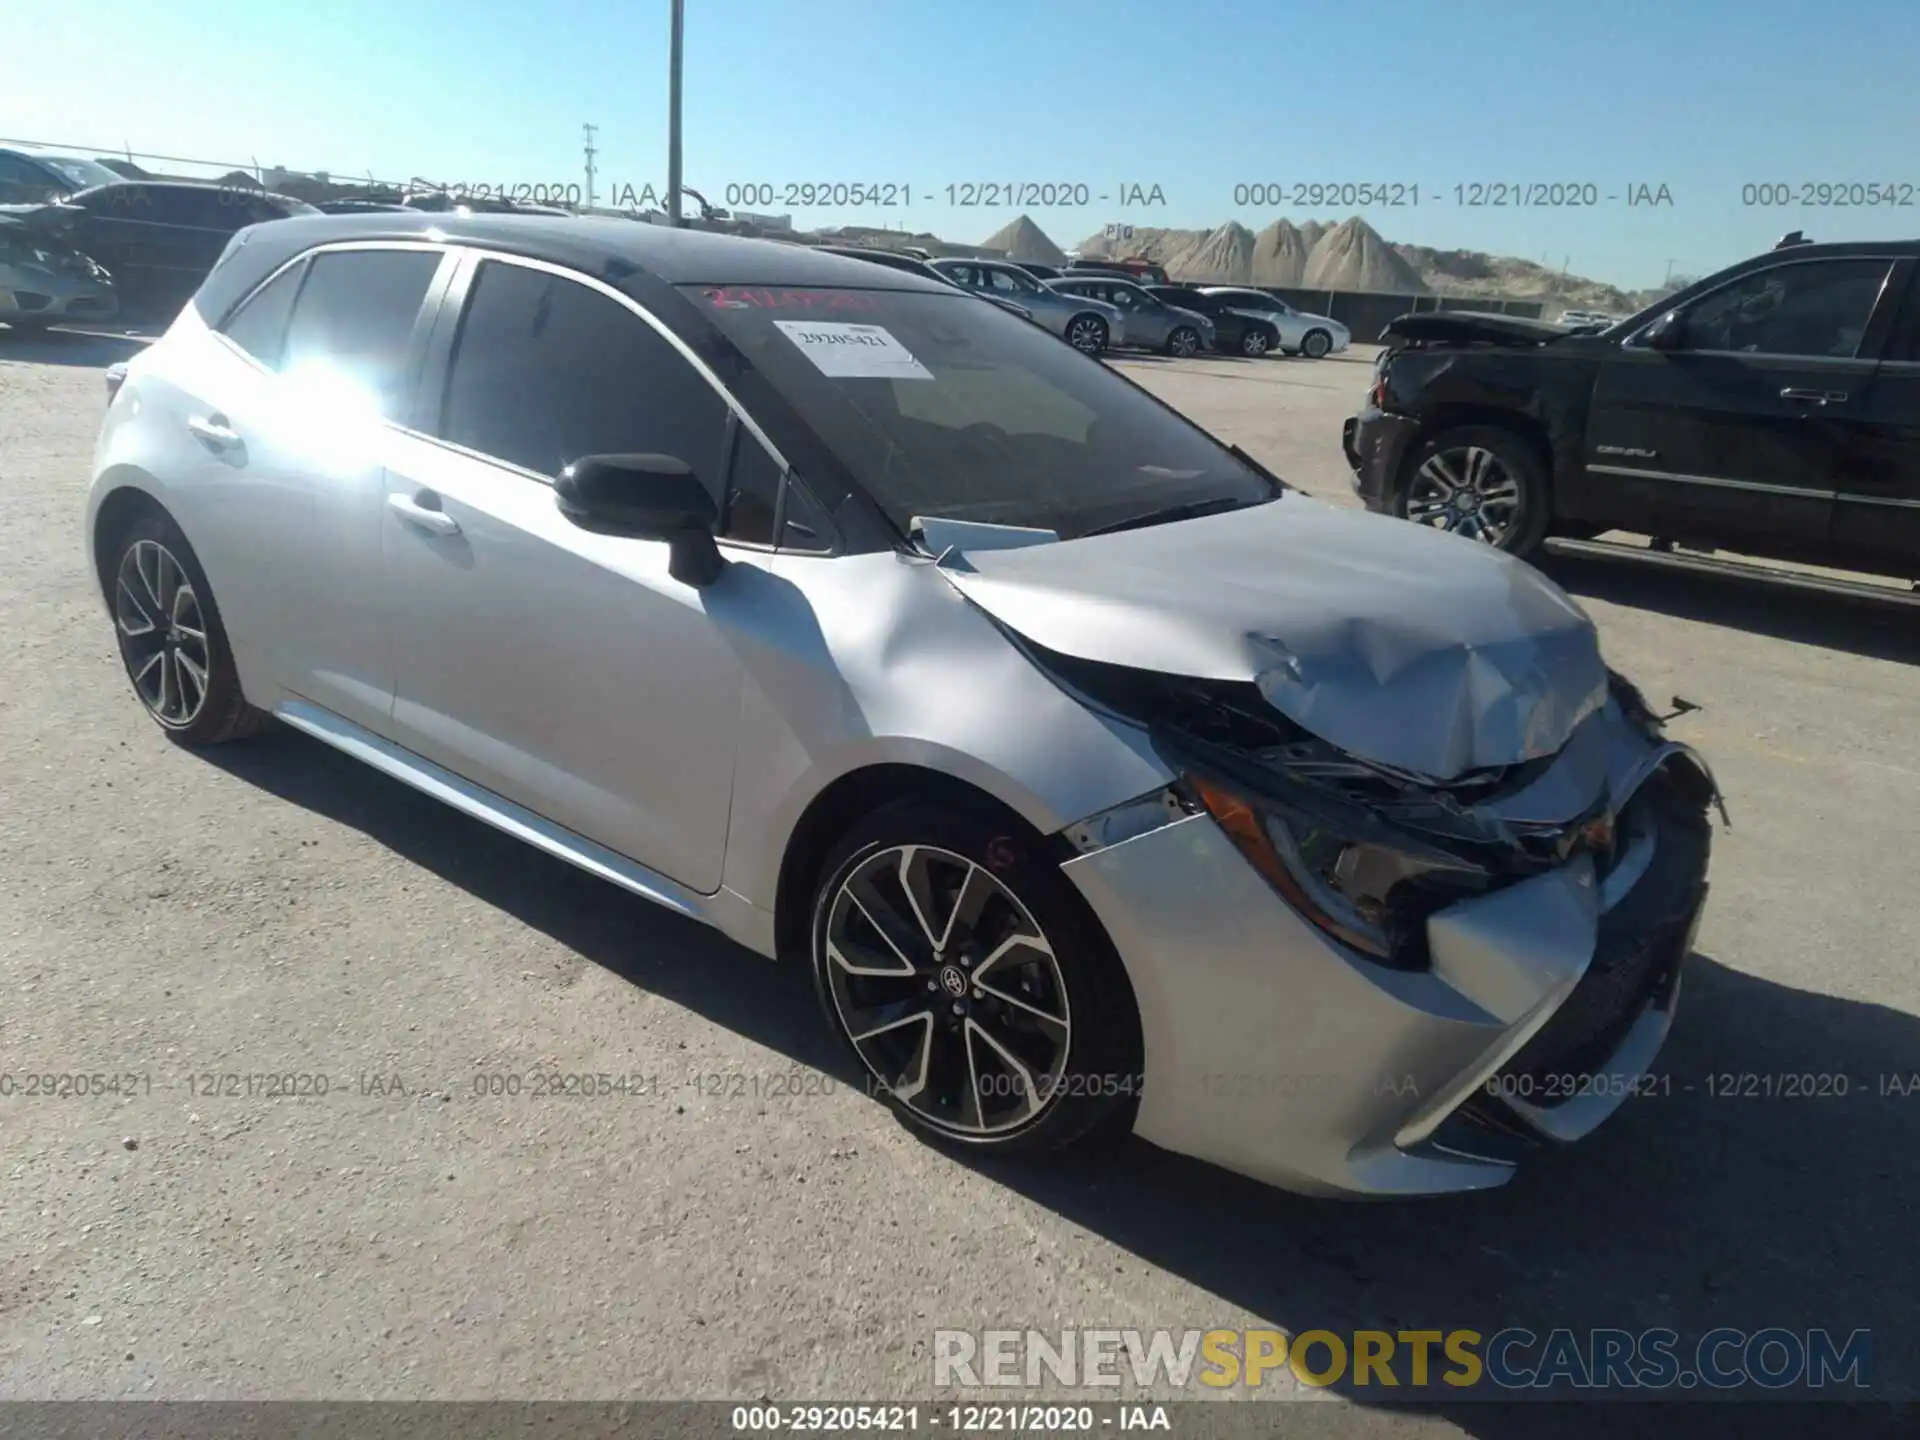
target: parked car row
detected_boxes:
[1,144,321,323]
[0,144,577,328]
[1346,232,1920,581]
[88,211,1719,1198]
[899,254,1352,361]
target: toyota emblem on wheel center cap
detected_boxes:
[938,965,968,998]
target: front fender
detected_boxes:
[720,550,1174,914]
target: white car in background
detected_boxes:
[1197,287,1351,358]
[1557,310,1620,329]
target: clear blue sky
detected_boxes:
[12,0,1920,290]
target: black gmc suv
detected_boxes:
[1344,236,1920,576]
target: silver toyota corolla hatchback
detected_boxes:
[88,213,1721,1197]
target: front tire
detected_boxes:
[1165,325,1201,358]
[1239,326,1273,357]
[1064,314,1108,354]
[1300,328,1333,359]
[809,799,1140,1154]
[107,514,269,745]
[1393,424,1551,558]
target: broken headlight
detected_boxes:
[1187,772,1490,967]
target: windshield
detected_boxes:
[686,284,1274,540]
[34,154,124,191]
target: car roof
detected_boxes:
[194,212,959,323]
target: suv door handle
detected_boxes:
[387,491,462,537]
[186,413,242,450]
[1779,387,1849,405]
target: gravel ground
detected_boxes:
[1,329,1915,1433]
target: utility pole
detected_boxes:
[582,123,599,210]
[667,0,685,226]
[1663,257,1677,286]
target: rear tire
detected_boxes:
[1393,424,1551,559]
[106,513,270,745]
[809,798,1141,1156]
[1064,314,1108,354]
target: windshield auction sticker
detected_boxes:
[772,321,933,379]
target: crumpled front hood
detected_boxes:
[941,496,1608,781]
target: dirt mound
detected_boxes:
[981,214,1067,265]
[1303,217,1426,292]
[1297,219,1328,251]
[1249,219,1313,287]
[1168,222,1256,283]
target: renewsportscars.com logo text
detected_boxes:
[932,1327,1872,1394]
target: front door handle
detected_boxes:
[1779,387,1849,405]
[187,413,242,450]
[387,491,462,537]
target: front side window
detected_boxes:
[985,267,1037,296]
[684,284,1273,540]
[220,262,306,368]
[438,260,730,485]
[1680,259,1891,358]
[280,248,441,416]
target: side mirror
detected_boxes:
[1640,308,1687,351]
[555,453,726,587]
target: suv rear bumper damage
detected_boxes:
[1058,719,1716,1198]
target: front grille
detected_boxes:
[65,296,114,316]
[1488,776,1712,1109]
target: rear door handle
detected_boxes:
[1779,387,1849,405]
[387,491,462,537]
[186,413,242,450]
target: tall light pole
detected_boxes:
[667,0,684,226]
[582,122,599,210]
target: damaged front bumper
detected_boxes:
[1056,699,1717,1198]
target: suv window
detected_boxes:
[438,260,731,486]
[1681,258,1892,359]
[985,267,1037,296]
[941,263,981,288]
[281,248,441,416]
[220,261,306,368]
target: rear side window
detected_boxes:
[435,260,730,485]
[281,248,442,417]
[220,262,305,368]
